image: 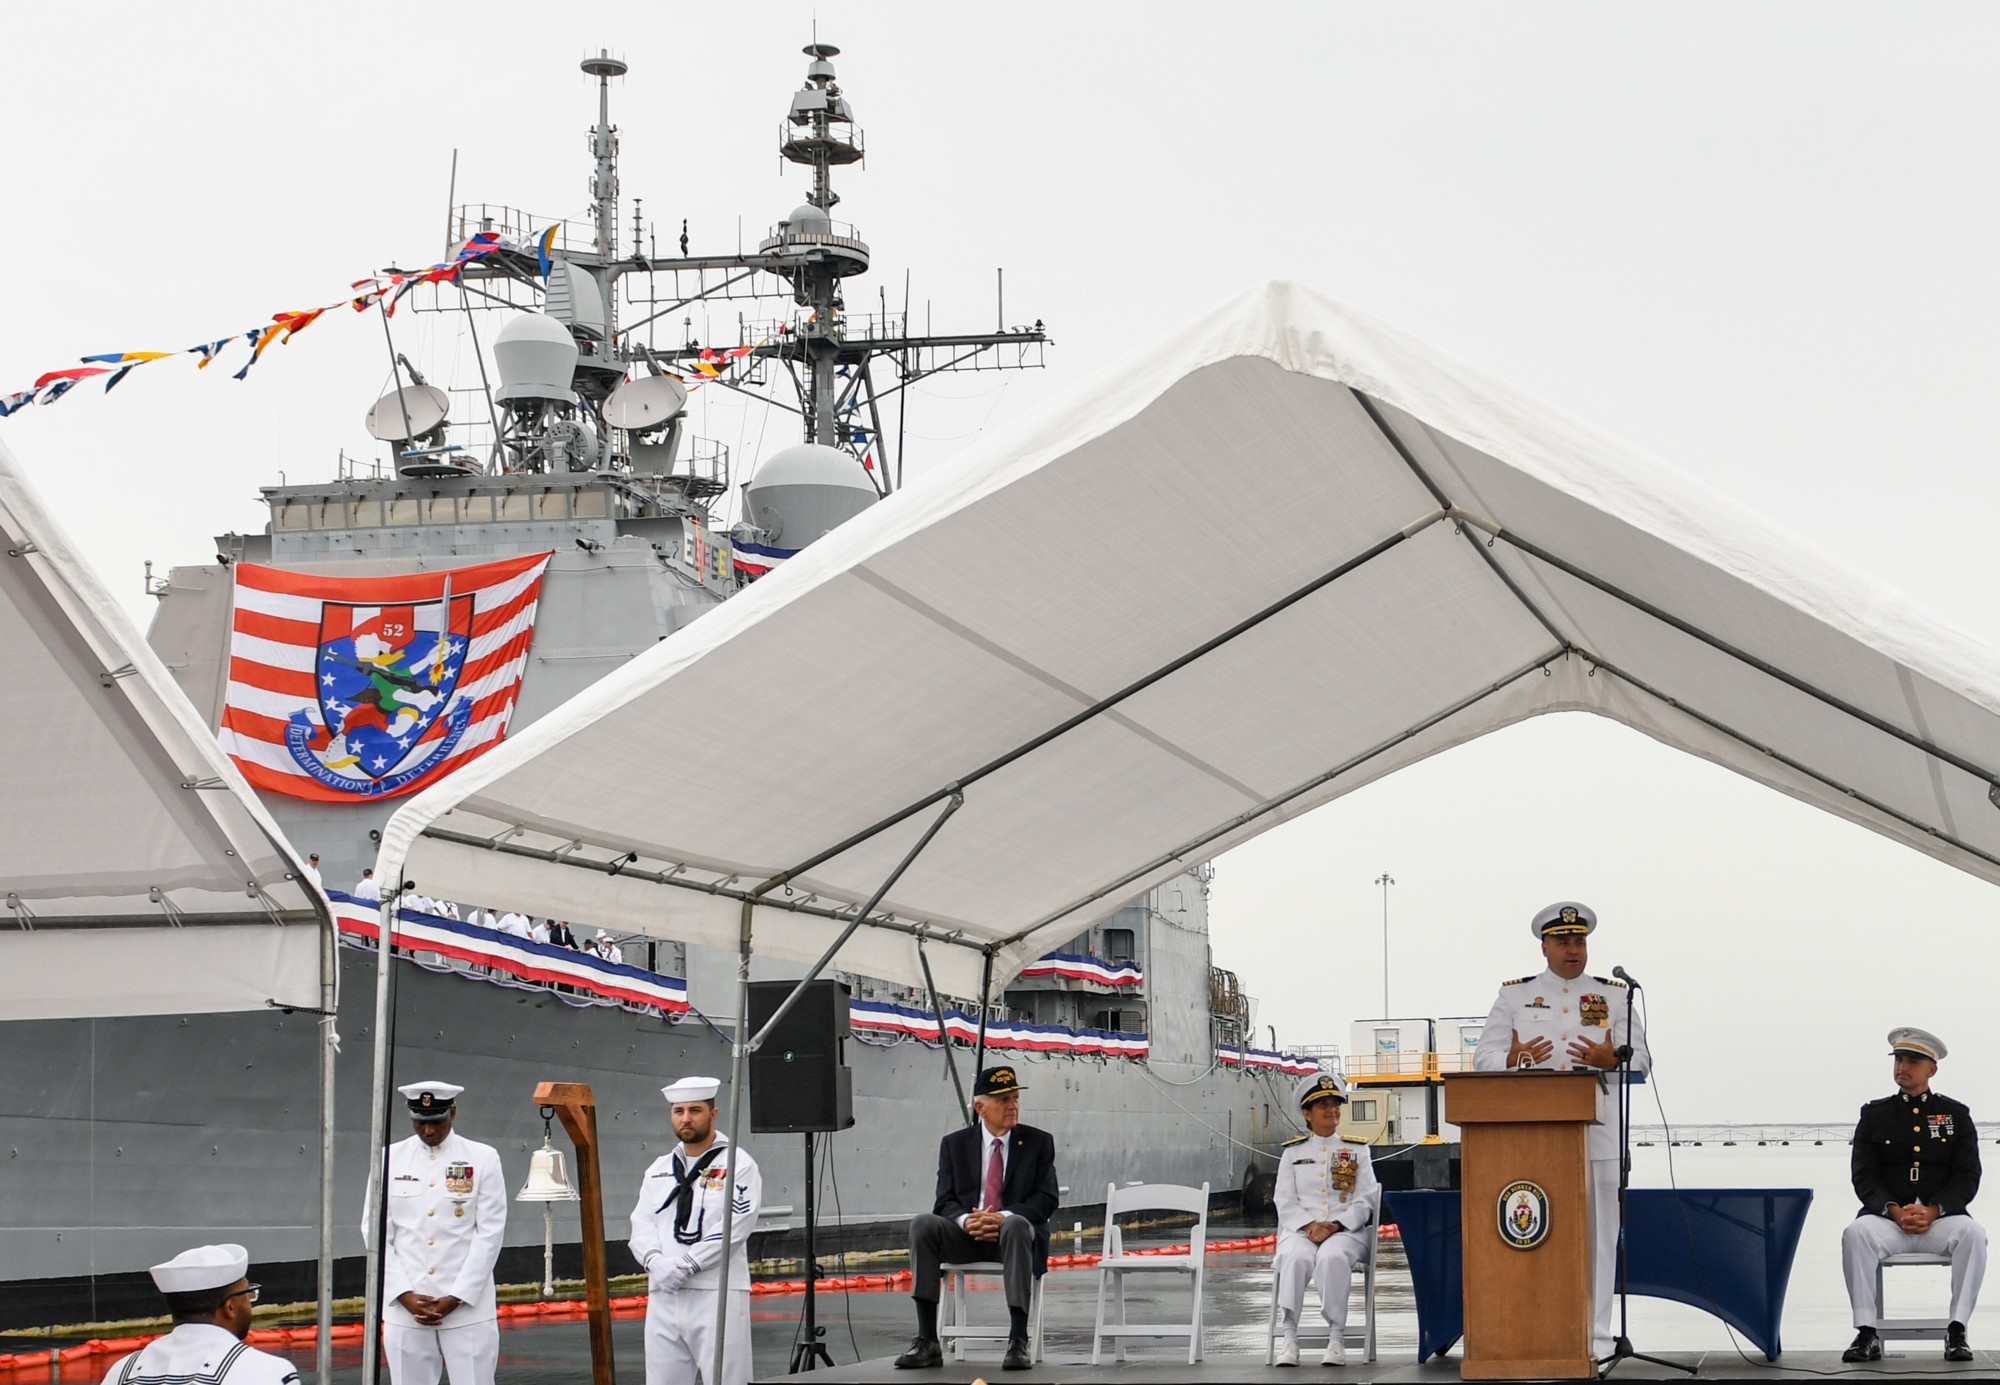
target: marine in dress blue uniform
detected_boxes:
[1840,1027,1984,1363]
[1271,1073,1378,1368]
[1472,901,1648,1359]
[99,1245,298,1385]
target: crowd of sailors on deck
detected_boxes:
[305,854,628,962]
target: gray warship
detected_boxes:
[0,45,1313,1330]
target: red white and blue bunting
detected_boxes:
[327,891,688,1012]
[1217,1043,1320,1077]
[850,1000,1149,1059]
[1016,951,1143,987]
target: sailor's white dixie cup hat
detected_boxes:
[399,1080,464,1118]
[662,1075,722,1103]
[1888,1027,1947,1062]
[1532,901,1596,939]
[150,1243,250,1294]
[1294,1072,1348,1110]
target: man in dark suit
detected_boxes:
[894,1065,1059,1372]
[1841,1026,1985,1364]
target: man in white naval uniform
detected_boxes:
[101,1244,298,1385]
[1271,1072,1378,1367]
[1474,901,1648,1360]
[363,1081,507,1385]
[629,1076,762,1385]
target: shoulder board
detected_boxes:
[1591,976,1626,988]
[1504,975,1534,986]
[1340,1134,1369,1145]
[1281,1134,1308,1147]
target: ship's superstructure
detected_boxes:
[0,46,1311,1329]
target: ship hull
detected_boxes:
[0,942,1283,1330]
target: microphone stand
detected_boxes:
[1597,972,1692,1379]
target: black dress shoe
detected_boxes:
[1002,1338,1033,1371]
[894,1336,943,1369]
[1946,1321,1974,1362]
[1842,1327,1882,1363]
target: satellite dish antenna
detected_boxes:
[601,375,688,432]
[365,384,450,443]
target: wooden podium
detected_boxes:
[1444,1071,1602,1380]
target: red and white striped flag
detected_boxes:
[218,552,552,802]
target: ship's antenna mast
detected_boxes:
[584,50,627,263]
[777,42,867,449]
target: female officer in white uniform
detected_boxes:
[363,1081,507,1385]
[1272,1072,1378,1366]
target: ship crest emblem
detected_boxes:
[286,592,476,795]
[1497,1180,1550,1250]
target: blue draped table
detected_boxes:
[1382,1187,1813,1362]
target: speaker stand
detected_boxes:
[790,1132,836,1372]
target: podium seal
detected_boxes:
[1497,1179,1550,1249]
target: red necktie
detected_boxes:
[983,1137,1003,1211]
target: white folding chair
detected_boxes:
[1089,1181,1209,1365]
[1876,1251,1954,1341]
[938,1261,1045,1363]
[1264,1223,1378,1364]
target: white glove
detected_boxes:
[648,1258,687,1294]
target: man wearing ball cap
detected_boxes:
[98,1244,299,1385]
[629,1075,762,1385]
[1270,1072,1378,1367]
[1473,901,1650,1359]
[1839,1027,1985,1364]
[362,1081,507,1385]
[895,1065,1060,1372]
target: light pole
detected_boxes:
[1375,872,1394,1018]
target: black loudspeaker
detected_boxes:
[748,979,855,1133]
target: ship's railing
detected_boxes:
[449,205,593,257]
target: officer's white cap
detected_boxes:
[1294,1072,1348,1110]
[150,1243,249,1294]
[398,1081,464,1117]
[1531,901,1596,940]
[1888,1027,1947,1062]
[662,1076,721,1104]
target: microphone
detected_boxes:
[1612,964,1640,989]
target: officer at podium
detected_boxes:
[1840,1027,1984,1364]
[1473,901,1648,1358]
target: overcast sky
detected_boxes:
[5,4,1998,1123]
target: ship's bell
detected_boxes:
[516,1136,580,1202]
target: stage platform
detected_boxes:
[758,1346,2000,1383]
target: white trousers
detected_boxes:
[382,1318,498,1385]
[1273,1227,1369,1336]
[1592,1157,1618,1357]
[1841,1212,1988,1328]
[645,1287,751,1385]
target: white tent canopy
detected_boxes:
[0,436,323,1019]
[379,281,2000,1000]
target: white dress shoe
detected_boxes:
[1320,1339,1347,1367]
[1274,1338,1300,1367]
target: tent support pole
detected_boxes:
[361,895,403,1385]
[997,649,1563,948]
[711,897,756,1385]
[316,901,338,1385]
[745,791,965,1053]
[918,938,971,1124]
[973,949,994,1076]
[1489,529,2000,789]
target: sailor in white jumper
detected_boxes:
[1474,901,1649,1360]
[100,1244,298,1385]
[630,1075,762,1385]
[1272,1072,1378,1367]
[363,1081,508,1385]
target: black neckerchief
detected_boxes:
[657,1145,726,1243]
